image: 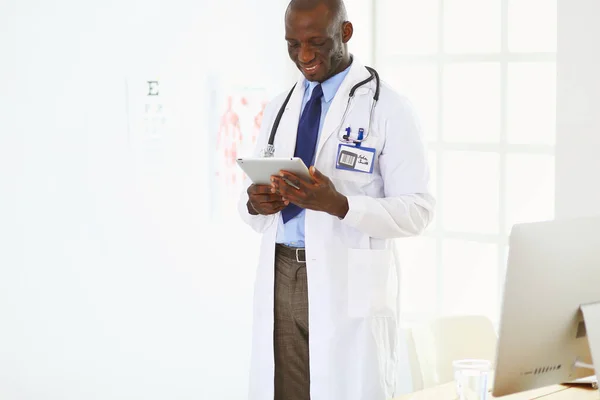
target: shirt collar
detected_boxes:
[304,62,352,103]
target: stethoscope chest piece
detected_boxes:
[261,144,275,158]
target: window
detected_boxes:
[375,0,557,324]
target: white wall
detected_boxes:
[0,0,292,399]
[344,0,374,66]
[556,0,600,219]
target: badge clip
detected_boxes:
[355,128,365,147]
[343,127,352,141]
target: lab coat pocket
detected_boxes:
[347,248,393,318]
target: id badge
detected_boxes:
[335,144,376,174]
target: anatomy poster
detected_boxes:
[208,79,268,220]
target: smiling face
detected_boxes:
[284,2,353,83]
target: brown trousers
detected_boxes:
[274,244,311,400]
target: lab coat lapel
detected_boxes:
[275,77,306,158]
[315,59,372,161]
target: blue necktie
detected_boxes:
[282,84,323,224]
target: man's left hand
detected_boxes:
[270,167,349,219]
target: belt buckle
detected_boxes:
[295,248,306,263]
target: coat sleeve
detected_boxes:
[341,95,436,238]
[237,96,282,233]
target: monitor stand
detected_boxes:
[577,302,600,387]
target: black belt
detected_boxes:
[275,244,306,263]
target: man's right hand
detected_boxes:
[246,184,289,215]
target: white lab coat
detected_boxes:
[238,58,435,400]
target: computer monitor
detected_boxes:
[492,216,600,397]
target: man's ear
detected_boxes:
[342,21,353,43]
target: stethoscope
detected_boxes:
[261,66,381,158]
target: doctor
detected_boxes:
[238,0,435,399]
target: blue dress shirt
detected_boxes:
[276,65,352,247]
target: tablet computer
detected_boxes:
[236,157,311,185]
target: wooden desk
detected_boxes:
[394,382,599,400]
[539,386,599,400]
